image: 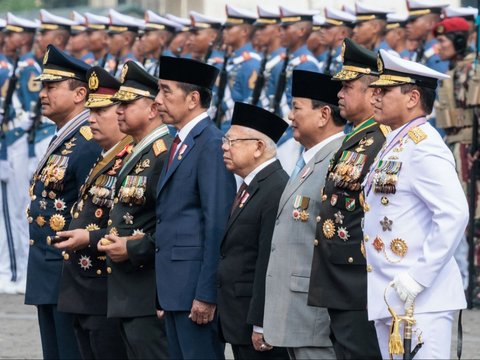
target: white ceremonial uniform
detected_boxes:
[363,120,468,359]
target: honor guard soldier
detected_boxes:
[384,13,409,56]
[321,7,356,76]
[307,38,387,359]
[25,44,102,359]
[36,9,75,58]
[217,102,289,360]
[405,0,449,74]
[444,6,479,51]
[68,12,95,65]
[97,61,171,359]
[0,13,42,294]
[308,15,328,65]
[164,14,193,58]
[85,13,112,67]
[251,6,285,109]
[141,11,179,76]
[54,66,131,360]
[106,9,142,77]
[263,70,346,359]
[352,2,393,52]
[155,56,236,359]
[365,49,468,360]
[189,11,224,68]
[218,5,261,131]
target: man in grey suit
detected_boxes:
[263,70,345,359]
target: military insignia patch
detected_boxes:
[28,73,42,92]
[53,198,66,212]
[153,139,167,157]
[373,236,384,252]
[322,219,335,239]
[377,56,383,73]
[380,216,393,231]
[337,227,350,241]
[345,197,355,211]
[80,126,93,141]
[334,211,344,224]
[88,71,99,91]
[95,208,103,218]
[330,194,338,207]
[123,212,134,225]
[78,255,93,270]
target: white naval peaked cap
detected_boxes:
[280,5,318,25]
[189,11,223,29]
[444,6,478,20]
[257,5,280,19]
[407,0,449,17]
[165,14,191,26]
[84,12,109,30]
[312,15,326,31]
[355,2,393,21]
[0,18,7,28]
[71,11,86,25]
[6,12,38,32]
[370,49,449,89]
[145,10,179,32]
[343,4,357,15]
[324,7,356,27]
[225,4,257,25]
[70,11,87,34]
[39,9,76,31]
[386,13,409,30]
[109,9,144,33]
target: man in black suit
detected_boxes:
[96,61,171,359]
[217,102,289,360]
[55,66,131,359]
[307,38,388,359]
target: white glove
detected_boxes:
[389,272,424,310]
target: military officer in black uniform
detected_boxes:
[24,45,102,359]
[97,61,171,359]
[55,66,132,359]
[307,38,388,359]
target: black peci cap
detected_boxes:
[231,102,288,144]
[112,61,158,102]
[35,44,90,82]
[292,70,341,106]
[159,56,219,91]
[332,38,378,81]
[85,66,121,108]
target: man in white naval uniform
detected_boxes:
[363,49,468,359]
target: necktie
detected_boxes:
[167,135,181,168]
[230,182,248,215]
[291,155,306,180]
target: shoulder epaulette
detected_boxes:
[408,127,427,144]
[80,126,93,141]
[153,139,167,157]
[379,124,392,137]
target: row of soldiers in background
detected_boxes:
[0,0,478,294]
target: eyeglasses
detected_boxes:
[221,136,260,147]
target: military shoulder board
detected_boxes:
[379,124,392,137]
[153,139,167,157]
[408,127,427,144]
[80,126,93,141]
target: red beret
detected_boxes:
[434,17,470,36]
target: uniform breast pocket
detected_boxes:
[328,243,366,266]
[289,274,310,293]
[329,192,357,212]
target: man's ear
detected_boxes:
[73,86,87,104]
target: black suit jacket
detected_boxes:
[308,121,388,310]
[105,131,171,318]
[57,136,133,315]
[217,160,288,345]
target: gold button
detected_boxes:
[96,269,102,275]
[107,267,112,274]
[313,239,319,246]
[108,219,113,226]
[367,264,373,272]
[347,257,353,264]
[29,239,34,246]
[114,198,119,204]
[74,212,79,219]
[46,236,52,245]
[63,253,70,261]
[28,217,33,224]
[31,195,37,201]
[322,195,327,201]
[316,216,321,223]
[364,235,369,242]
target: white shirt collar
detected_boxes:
[54,109,89,138]
[176,111,208,143]
[243,158,277,186]
[303,131,344,164]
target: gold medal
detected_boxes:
[86,223,100,231]
[49,214,66,231]
[35,216,46,227]
[299,210,309,222]
[322,219,335,239]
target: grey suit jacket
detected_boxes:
[263,134,344,348]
